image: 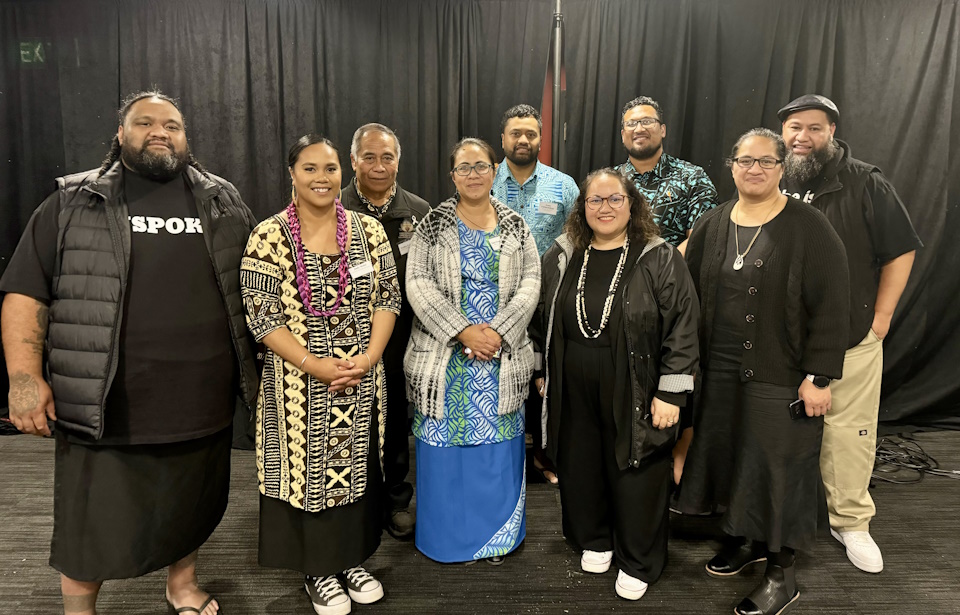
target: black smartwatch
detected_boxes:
[806,374,830,389]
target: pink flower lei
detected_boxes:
[285,198,350,317]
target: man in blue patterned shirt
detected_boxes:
[615,96,718,251]
[492,104,578,487]
[492,104,580,258]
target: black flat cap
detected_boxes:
[777,94,839,124]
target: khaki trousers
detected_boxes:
[820,329,883,532]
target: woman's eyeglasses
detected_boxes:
[584,194,627,209]
[453,162,494,176]
[731,156,782,169]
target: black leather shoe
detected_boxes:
[705,541,767,577]
[733,562,800,615]
[387,508,415,539]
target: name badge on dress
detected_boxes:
[349,260,374,278]
[489,236,502,251]
[537,202,559,215]
[398,240,412,255]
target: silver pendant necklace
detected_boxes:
[733,203,776,270]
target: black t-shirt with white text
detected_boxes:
[781,144,922,346]
[104,170,235,444]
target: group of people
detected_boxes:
[0,90,920,615]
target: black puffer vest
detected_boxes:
[47,161,259,439]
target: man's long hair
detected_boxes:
[98,89,208,177]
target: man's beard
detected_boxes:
[784,139,838,184]
[625,140,661,161]
[121,140,190,181]
[505,144,539,166]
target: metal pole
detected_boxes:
[551,0,564,170]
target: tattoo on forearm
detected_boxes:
[22,304,49,355]
[8,372,39,415]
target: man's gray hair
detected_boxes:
[350,123,402,161]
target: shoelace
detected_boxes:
[344,566,375,588]
[845,533,876,548]
[312,575,344,601]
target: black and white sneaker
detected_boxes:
[305,575,351,615]
[342,566,384,604]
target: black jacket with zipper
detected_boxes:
[533,234,700,470]
[45,161,259,439]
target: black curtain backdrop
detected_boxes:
[1,0,958,429]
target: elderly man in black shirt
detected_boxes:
[779,94,922,575]
[1,91,258,615]
[340,123,430,539]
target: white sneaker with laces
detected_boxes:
[581,549,614,573]
[342,566,385,604]
[304,575,351,615]
[831,529,884,573]
[615,569,648,600]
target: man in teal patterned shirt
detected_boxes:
[492,104,580,258]
[615,96,718,252]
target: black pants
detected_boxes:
[556,341,672,583]
[525,376,546,450]
[382,360,413,512]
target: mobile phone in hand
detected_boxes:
[788,398,806,420]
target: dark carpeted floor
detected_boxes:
[2,430,958,614]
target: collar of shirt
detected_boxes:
[354,176,397,217]
[498,159,542,188]
[621,152,672,181]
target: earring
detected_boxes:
[338,187,342,202]
[291,184,297,204]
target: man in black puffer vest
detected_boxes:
[1,90,258,615]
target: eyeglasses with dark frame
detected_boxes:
[584,194,628,210]
[731,156,783,170]
[452,162,494,176]
[623,118,660,130]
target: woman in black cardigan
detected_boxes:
[678,128,850,615]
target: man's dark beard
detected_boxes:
[625,141,661,161]
[121,140,190,181]
[505,144,539,166]
[784,139,838,184]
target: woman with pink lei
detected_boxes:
[241,135,400,615]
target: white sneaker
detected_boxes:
[831,529,884,573]
[342,566,385,604]
[305,575,351,615]
[581,549,614,573]
[615,569,648,600]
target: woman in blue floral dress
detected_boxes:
[404,138,541,563]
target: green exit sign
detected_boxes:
[20,40,47,64]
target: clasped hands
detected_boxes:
[457,323,502,361]
[305,354,373,392]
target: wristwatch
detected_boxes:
[806,374,831,389]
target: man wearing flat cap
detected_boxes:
[778,94,922,575]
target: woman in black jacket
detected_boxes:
[534,168,699,601]
[678,128,850,615]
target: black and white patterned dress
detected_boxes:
[241,209,401,575]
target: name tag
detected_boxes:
[398,240,412,255]
[489,236,502,251]
[349,261,374,278]
[537,202,559,215]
